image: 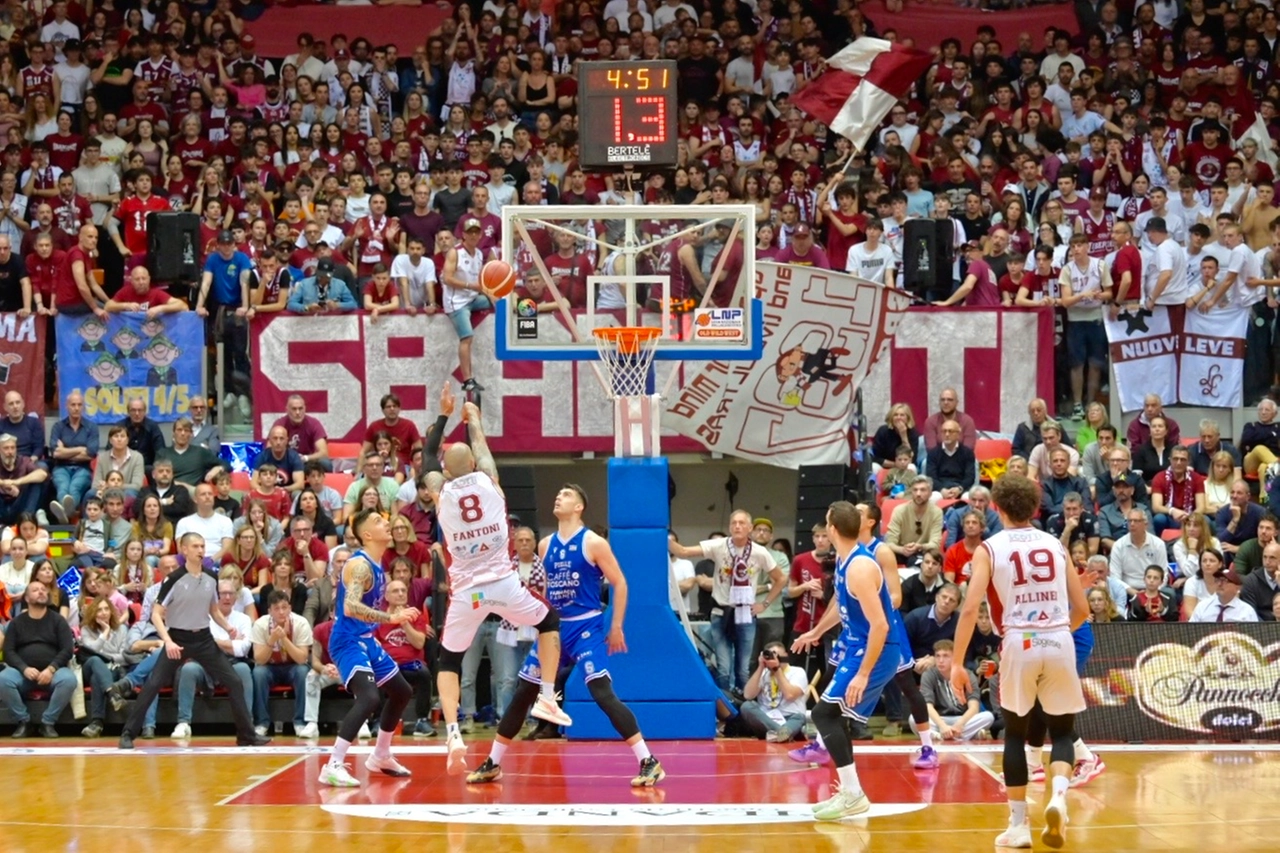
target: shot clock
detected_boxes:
[577,60,678,168]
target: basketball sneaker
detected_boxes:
[812,785,871,821]
[366,753,412,778]
[995,819,1032,848]
[531,693,573,727]
[1070,757,1106,788]
[1030,765,1047,784]
[318,761,360,788]
[1041,793,1068,849]
[631,757,665,787]
[788,741,831,765]
[911,745,940,769]
[466,758,503,784]
[446,732,468,775]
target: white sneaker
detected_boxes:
[995,820,1032,848]
[357,722,372,739]
[171,722,192,740]
[254,725,269,738]
[222,393,237,414]
[531,693,573,727]
[317,761,360,788]
[237,394,252,418]
[366,753,412,777]
[36,509,49,527]
[446,733,468,775]
[1042,794,1068,849]
[296,722,319,739]
[48,499,68,525]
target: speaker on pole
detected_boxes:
[902,218,954,301]
[147,212,200,284]
[794,464,848,553]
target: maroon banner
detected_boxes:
[0,314,45,417]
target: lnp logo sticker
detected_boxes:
[692,308,744,342]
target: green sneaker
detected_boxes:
[813,787,871,821]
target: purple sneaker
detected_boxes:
[788,741,830,765]
[911,746,940,770]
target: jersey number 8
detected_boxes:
[458,493,484,523]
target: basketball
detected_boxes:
[481,260,517,299]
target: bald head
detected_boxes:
[442,443,475,479]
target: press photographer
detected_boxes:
[736,642,809,743]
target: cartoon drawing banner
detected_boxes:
[56,313,204,423]
[663,263,913,468]
[0,313,45,416]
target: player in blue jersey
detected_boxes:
[803,501,899,821]
[318,509,423,787]
[466,484,665,788]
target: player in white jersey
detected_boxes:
[426,401,571,774]
[951,474,1089,850]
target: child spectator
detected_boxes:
[247,464,293,522]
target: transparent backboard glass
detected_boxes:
[495,204,761,362]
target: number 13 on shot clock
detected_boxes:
[578,60,678,169]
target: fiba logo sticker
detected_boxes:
[692,308,744,342]
[1133,633,1280,736]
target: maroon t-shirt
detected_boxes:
[280,535,330,581]
[1111,243,1144,303]
[364,418,421,469]
[53,246,94,309]
[273,415,328,457]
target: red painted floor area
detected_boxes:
[228,741,1006,808]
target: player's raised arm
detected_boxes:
[463,401,499,483]
[588,532,628,654]
[950,543,991,695]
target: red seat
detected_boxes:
[975,438,1012,462]
[229,471,252,492]
[327,442,363,460]
[324,472,354,494]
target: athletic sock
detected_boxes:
[630,738,652,762]
[540,681,556,700]
[835,763,862,795]
[1074,738,1094,763]
[1009,800,1027,825]
[489,741,508,765]
[446,722,460,740]
[1051,774,1070,798]
[918,729,933,749]
[330,737,351,766]
[374,727,394,758]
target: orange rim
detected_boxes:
[593,326,662,356]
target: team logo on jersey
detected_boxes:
[471,592,485,609]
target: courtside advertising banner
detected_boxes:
[1077,622,1280,743]
[56,313,204,423]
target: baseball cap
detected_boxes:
[1144,216,1168,234]
[961,239,981,250]
[64,38,82,52]
[216,229,234,244]
[1214,566,1244,585]
[793,223,812,238]
[334,48,350,59]
[752,517,774,531]
[1090,186,1107,200]
[316,258,335,275]
[462,217,482,231]
[240,33,255,49]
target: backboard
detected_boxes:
[494,203,762,363]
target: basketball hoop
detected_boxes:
[592,326,662,400]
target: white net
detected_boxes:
[592,327,661,400]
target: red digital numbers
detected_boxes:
[458,493,484,523]
[613,95,667,144]
[1009,548,1057,586]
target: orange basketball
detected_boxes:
[481,260,517,299]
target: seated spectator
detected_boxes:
[870,403,923,470]
[1149,446,1205,533]
[925,420,976,499]
[169,578,255,740]
[251,589,313,738]
[246,464,293,523]
[917,640,994,742]
[1132,416,1175,483]
[878,445,917,501]
[273,396,330,467]
[1087,587,1123,623]
[287,258,358,313]
[3,392,47,467]
[279,515,329,582]
[0,580,76,738]
[1127,565,1178,622]
[921,388,977,450]
[0,534,31,603]
[384,515,433,578]
[1233,513,1278,577]
[1095,445,1149,508]
[0,433,48,525]
[362,393,422,472]
[1215,480,1263,554]
[1127,394,1182,447]
[257,550,310,616]
[294,463,345,527]
[174,483,235,563]
[375,578,435,737]
[187,398,221,453]
[3,513,48,560]
[1240,542,1280,621]
[1201,452,1236,515]
[1189,419,1241,480]
[119,397,166,475]
[738,642,808,742]
[91,426,143,503]
[900,548,944,614]
[1108,510,1166,601]
[46,391,97,525]
[1079,423,1118,501]
[903,582,961,663]
[943,511,985,584]
[942,486,1002,544]
[77,596,132,737]
[1188,566,1257,622]
[1045,492,1100,556]
[141,459,195,526]
[1240,398,1280,477]
[303,548,347,629]
[252,426,306,493]
[1028,420,1080,481]
[1012,398,1049,459]
[233,500,285,556]
[212,472,241,518]
[155,418,223,491]
[217,566,259,622]
[71,497,110,570]
[294,489,338,548]
[885,477,944,567]
[1039,448,1089,517]
[397,473,438,546]
[299,600,347,741]
[343,454,402,518]
[104,265,186,316]
[222,526,272,589]
[129,494,174,567]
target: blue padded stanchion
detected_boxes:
[564,457,719,739]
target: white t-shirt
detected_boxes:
[668,556,696,614]
[1227,242,1264,306]
[174,512,235,560]
[846,241,896,284]
[390,253,438,308]
[701,538,778,608]
[757,664,809,718]
[443,246,484,313]
[1151,238,1190,305]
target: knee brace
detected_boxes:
[588,676,640,740]
[534,608,560,634]
[438,648,465,676]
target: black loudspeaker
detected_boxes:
[902,218,953,297]
[147,212,200,282]
[795,464,848,553]
[496,465,538,532]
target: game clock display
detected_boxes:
[577,60,678,168]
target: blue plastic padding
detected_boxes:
[606,457,670,530]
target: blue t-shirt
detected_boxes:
[203,250,252,308]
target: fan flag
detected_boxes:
[791,38,933,151]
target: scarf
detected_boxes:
[497,555,547,646]
[360,214,387,263]
[728,540,755,624]
[1163,466,1196,514]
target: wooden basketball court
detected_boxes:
[3,737,1275,851]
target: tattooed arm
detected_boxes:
[342,558,418,625]
[464,402,500,484]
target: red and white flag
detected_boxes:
[791,38,932,151]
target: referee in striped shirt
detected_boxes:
[119,533,271,748]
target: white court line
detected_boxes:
[0,744,449,757]
[217,756,307,806]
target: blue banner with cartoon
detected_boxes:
[56,313,204,423]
